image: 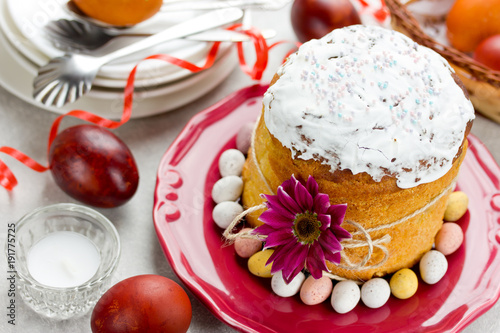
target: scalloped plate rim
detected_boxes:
[153,84,500,333]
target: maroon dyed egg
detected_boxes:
[49,125,139,208]
[291,0,361,42]
[91,275,192,333]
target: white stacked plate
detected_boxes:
[0,0,238,118]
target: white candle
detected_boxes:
[27,231,101,288]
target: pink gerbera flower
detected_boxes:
[253,175,351,284]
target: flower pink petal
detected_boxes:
[253,224,278,238]
[317,213,331,231]
[284,264,306,285]
[268,240,297,274]
[306,243,329,279]
[318,229,342,253]
[282,245,308,284]
[264,229,294,248]
[281,175,298,198]
[259,209,294,228]
[313,193,331,214]
[262,194,296,219]
[323,250,341,266]
[269,252,287,275]
[306,176,319,197]
[331,224,352,241]
[328,204,347,226]
[294,180,314,212]
[253,175,352,282]
[277,186,302,214]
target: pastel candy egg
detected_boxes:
[236,122,255,154]
[420,250,448,284]
[219,149,246,177]
[444,191,469,221]
[331,280,361,314]
[271,270,306,297]
[300,275,333,305]
[361,278,391,309]
[248,249,274,278]
[212,201,244,229]
[234,228,262,258]
[389,268,418,299]
[435,222,464,255]
[211,176,243,203]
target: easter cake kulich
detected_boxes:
[242,25,474,281]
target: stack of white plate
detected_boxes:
[0,0,238,118]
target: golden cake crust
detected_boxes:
[242,74,471,281]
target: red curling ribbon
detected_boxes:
[0,25,293,191]
[355,0,389,23]
[358,0,370,7]
[228,24,268,80]
[373,7,389,22]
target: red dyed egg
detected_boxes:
[91,275,192,333]
[49,124,139,208]
[474,34,500,71]
[291,0,361,42]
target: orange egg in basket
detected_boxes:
[446,0,500,52]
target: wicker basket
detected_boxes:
[385,0,500,123]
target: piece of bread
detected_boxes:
[242,25,474,281]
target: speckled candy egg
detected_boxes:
[444,191,469,221]
[236,122,255,153]
[234,228,262,258]
[300,275,333,305]
[211,176,243,203]
[435,222,464,255]
[271,270,306,297]
[331,280,361,314]
[218,149,246,177]
[420,250,448,284]
[389,268,418,299]
[360,278,391,309]
[212,201,244,229]
[248,249,274,278]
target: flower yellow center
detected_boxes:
[293,212,321,245]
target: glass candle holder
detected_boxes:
[8,203,120,320]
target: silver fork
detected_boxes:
[33,8,243,107]
[44,19,277,52]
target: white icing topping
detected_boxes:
[263,25,474,189]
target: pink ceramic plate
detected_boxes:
[153,84,500,333]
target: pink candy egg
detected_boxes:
[300,275,333,305]
[234,228,262,258]
[435,222,464,255]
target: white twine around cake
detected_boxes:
[223,176,454,278]
[227,112,456,279]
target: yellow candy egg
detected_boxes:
[444,191,469,222]
[248,249,274,278]
[389,268,418,299]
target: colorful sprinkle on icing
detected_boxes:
[262,25,474,189]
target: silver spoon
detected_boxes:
[44,19,277,52]
[65,0,291,29]
[33,8,244,107]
